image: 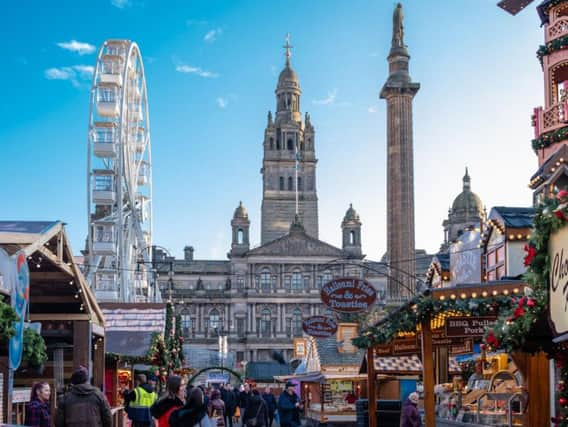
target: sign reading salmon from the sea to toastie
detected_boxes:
[320,277,377,313]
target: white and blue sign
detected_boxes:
[9,251,30,370]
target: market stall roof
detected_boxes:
[274,372,368,384]
[0,220,104,328]
[101,303,166,358]
[245,361,291,382]
[354,280,525,349]
[359,354,461,375]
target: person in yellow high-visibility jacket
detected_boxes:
[125,374,158,427]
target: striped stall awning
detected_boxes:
[375,355,461,374]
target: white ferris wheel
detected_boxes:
[86,39,154,302]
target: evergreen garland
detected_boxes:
[532,126,568,151]
[537,34,568,65]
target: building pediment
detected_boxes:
[247,229,346,257]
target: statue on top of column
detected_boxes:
[392,3,404,48]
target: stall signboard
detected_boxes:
[445,316,496,338]
[320,277,377,313]
[302,316,338,338]
[375,337,420,356]
[548,225,568,337]
[330,381,353,392]
[450,338,474,356]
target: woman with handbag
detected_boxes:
[208,389,226,427]
[243,390,268,427]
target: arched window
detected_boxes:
[292,309,303,337]
[350,230,355,245]
[297,177,303,191]
[260,269,271,291]
[279,177,285,190]
[209,309,220,330]
[292,271,303,291]
[276,133,281,150]
[288,177,293,191]
[261,308,271,337]
[237,229,244,244]
[287,139,294,150]
[269,137,274,150]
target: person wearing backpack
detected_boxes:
[243,389,268,427]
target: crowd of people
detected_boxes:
[24,367,304,427]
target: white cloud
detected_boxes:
[216,97,228,108]
[44,65,94,87]
[176,64,219,78]
[313,89,338,105]
[56,40,96,55]
[110,0,130,8]
[204,28,222,43]
[368,105,377,113]
[45,67,75,80]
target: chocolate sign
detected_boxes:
[549,226,568,337]
[302,316,338,338]
[320,277,377,313]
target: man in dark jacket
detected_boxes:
[221,384,237,427]
[55,366,112,427]
[277,382,302,427]
[239,383,251,423]
[261,387,277,427]
[401,392,422,427]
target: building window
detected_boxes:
[288,177,293,191]
[323,270,332,285]
[350,231,355,245]
[279,177,284,190]
[297,177,303,191]
[287,139,294,150]
[237,229,244,244]
[260,269,271,291]
[261,308,271,338]
[284,276,291,290]
[236,318,246,338]
[292,309,303,337]
[292,271,303,291]
[209,309,220,331]
[269,137,274,149]
[236,276,245,290]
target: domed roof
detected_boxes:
[233,201,248,219]
[343,203,360,223]
[451,168,483,214]
[278,65,299,86]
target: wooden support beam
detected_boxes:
[37,246,74,277]
[30,271,73,281]
[367,347,377,427]
[92,337,105,391]
[421,315,436,427]
[30,295,78,304]
[73,321,91,373]
[30,314,91,321]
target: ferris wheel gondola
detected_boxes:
[86,39,154,302]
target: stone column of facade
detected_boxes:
[380,3,420,301]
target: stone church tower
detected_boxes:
[261,37,318,244]
[381,4,420,301]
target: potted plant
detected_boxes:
[22,327,48,374]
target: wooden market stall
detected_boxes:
[355,281,551,427]
[277,333,365,427]
[0,221,106,424]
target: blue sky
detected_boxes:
[0,0,543,260]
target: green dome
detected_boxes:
[451,168,483,214]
